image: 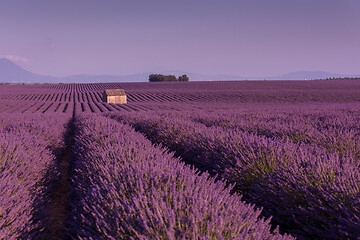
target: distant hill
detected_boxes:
[0,58,359,83]
[268,71,360,80]
[0,60,246,83]
[64,72,247,82]
[0,58,59,83]
[63,74,142,83]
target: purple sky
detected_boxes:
[0,0,359,78]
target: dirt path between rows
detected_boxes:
[44,119,73,239]
[42,107,75,239]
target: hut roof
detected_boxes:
[104,89,126,96]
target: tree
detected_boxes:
[149,74,165,82]
[178,74,189,82]
[149,74,189,82]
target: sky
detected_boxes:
[0,0,359,78]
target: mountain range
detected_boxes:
[0,58,359,84]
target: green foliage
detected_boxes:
[324,77,360,80]
[149,74,189,82]
[178,74,189,82]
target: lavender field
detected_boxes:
[1,80,360,239]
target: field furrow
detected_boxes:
[108,110,360,239]
[67,114,292,239]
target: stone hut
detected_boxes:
[103,89,127,104]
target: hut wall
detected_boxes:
[107,95,127,104]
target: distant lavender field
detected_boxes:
[1,80,360,239]
[1,80,360,114]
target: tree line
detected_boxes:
[149,74,189,82]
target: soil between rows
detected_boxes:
[44,112,75,239]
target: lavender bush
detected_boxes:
[68,114,292,239]
[0,114,69,239]
[185,109,360,159]
[107,111,360,239]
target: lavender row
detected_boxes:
[157,106,360,159]
[188,108,360,159]
[0,114,70,239]
[107,112,360,239]
[0,114,70,149]
[68,114,292,239]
